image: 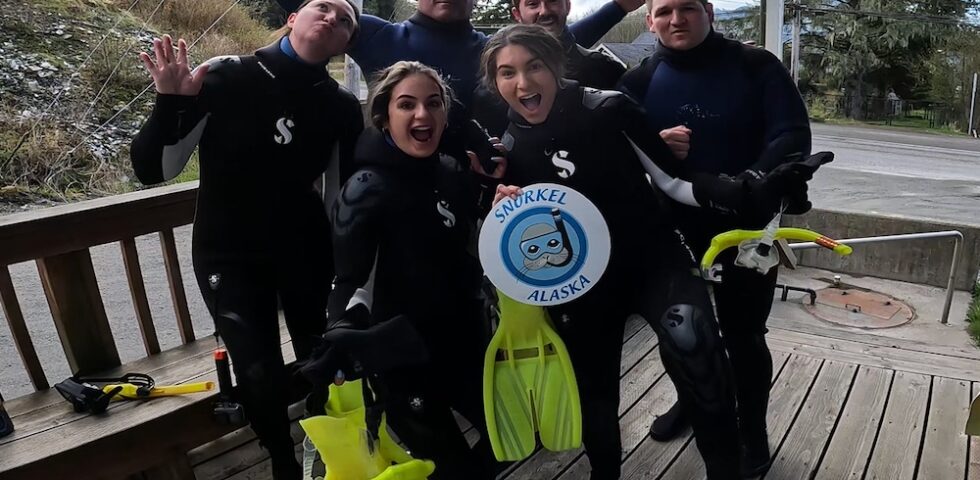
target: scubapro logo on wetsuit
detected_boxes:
[479,183,610,307]
[274,117,295,145]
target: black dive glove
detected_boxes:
[301,310,430,387]
[692,151,834,216]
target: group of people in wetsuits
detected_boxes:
[130,0,827,479]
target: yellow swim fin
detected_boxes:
[300,380,435,480]
[483,291,582,461]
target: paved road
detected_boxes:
[1,123,978,399]
[810,123,980,225]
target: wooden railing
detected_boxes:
[0,181,199,392]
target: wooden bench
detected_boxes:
[0,182,280,479]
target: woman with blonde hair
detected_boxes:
[327,61,496,479]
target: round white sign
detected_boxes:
[479,183,611,306]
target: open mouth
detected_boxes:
[519,93,542,111]
[410,126,433,142]
[536,16,557,26]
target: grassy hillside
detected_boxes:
[0,0,273,210]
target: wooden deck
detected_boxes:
[190,317,980,480]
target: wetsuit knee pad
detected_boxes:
[657,304,733,414]
[659,304,718,355]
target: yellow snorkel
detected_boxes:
[102,381,215,400]
[701,227,853,272]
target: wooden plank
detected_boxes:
[766,361,857,478]
[218,417,312,480]
[620,324,656,376]
[0,393,237,480]
[558,351,676,479]
[160,228,194,343]
[143,451,195,480]
[623,315,645,342]
[0,265,48,390]
[121,237,161,356]
[193,403,307,480]
[767,327,980,382]
[968,382,980,480]
[864,371,931,480]
[0,182,197,266]
[189,401,307,468]
[617,350,791,480]
[917,376,970,479]
[660,353,823,479]
[36,249,121,375]
[769,313,980,362]
[815,366,893,480]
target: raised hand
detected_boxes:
[138,35,209,96]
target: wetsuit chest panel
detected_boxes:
[370,169,478,325]
[353,24,484,108]
[643,59,761,175]
[204,83,337,188]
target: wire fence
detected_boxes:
[806,93,967,131]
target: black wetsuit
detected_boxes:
[499,84,753,479]
[130,41,363,476]
[619,32,812,456]
[328,128,493,479]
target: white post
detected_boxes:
[790,2,801,85]
[765,0,785,62]
[969,72,978,135]
[344,0,364,101]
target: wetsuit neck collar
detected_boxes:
[279,35,331,68]
[256,40,332,86]
[357,127,441,173]
[559,28,576,50]
[408,12,475,34]
[655,30,725,67]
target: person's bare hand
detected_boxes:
[138,35,209,96]
[659,125,692,160]
[492,184,522,206]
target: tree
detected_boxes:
[364,0,400,20]
[472,0,513,25]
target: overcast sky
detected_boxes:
[568,0,759,21]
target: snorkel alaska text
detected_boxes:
[493,187,568,224]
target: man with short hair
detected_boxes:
[619,0,812,477]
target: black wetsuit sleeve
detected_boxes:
[569,1,627,48]
[130,91,209,185]
[327,169,388,324]
[613,94,760,214]
[338,96,365,183]
[744,55,812,175]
